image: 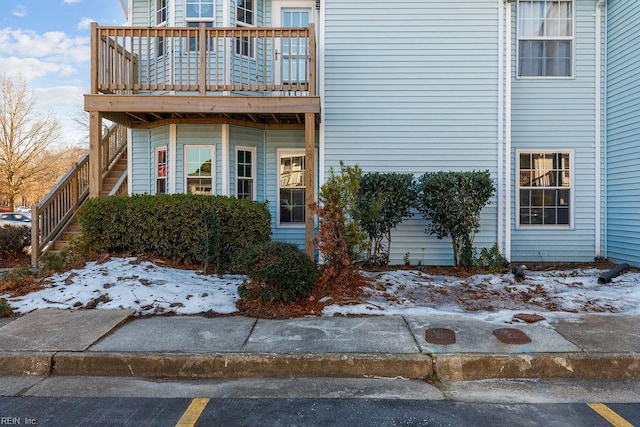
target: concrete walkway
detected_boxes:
[0,309,638,381]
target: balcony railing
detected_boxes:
[91,23,316,96]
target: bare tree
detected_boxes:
[0,76,61,210]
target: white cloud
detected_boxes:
[77,17,95,30]
[0,57,77,82]
[12,5,27,18]
[0,28,90,67]
[63,0,82,3]
[33,86,84,107]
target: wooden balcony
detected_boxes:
[86,23,320,128]
[84,23,320,257]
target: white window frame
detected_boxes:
[516,149,574,229]
[235,0,256,59]
[155,146,168,194]
[235,146,257,200]
[516,0,575,79]
[186,0,215,52]
[185,0,215,21]
[156,0,168,25]
[277,148,305,227]
[184,145,215,195]
[155,0,167,58]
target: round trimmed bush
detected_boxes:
[235,241,318,304]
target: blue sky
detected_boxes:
[0,0,127,145]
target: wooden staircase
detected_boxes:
[31,124,128,265]
[101,150,128,197]
[50,152,128,253]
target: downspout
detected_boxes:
[497,0,505,254]
[595,0,605,258]
[505,0,512,261]
[318,0,326,188]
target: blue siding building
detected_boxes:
[83,0,640,266]
[606,0,640,266]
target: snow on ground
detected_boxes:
[4,257,243,316]
[323,268,640,324]
[3,257,640,323]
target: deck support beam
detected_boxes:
[305,112,316,259]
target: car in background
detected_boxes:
[0,212,31,228]
[0,206,10,213]
[15,206,31,213]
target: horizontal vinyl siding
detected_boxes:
[131,129,151,194]
[510,0,598,263]
[606,0,640,266]
[131,0,150,26]
[324,0,499,265]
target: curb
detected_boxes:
[434,353,640,381]
[51,352,434,380]
[0,352,53,376]
[3,352,640,381]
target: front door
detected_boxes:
[273,1,315,88]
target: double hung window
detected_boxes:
[236,147,256,200]
[518,152,571,227]
[186,0,214,51]
[185,146,214,195]
[155,0,168,57]
[155,147,168,194]
[278,151,305,225]
[236,0,256,58]
[518,0,573,77]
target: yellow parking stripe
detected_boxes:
[176,398,210,427]
[587,403,633,427]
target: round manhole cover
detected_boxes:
[425,328,456,345]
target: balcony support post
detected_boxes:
[89,112,103,198]
[304,112,316,259]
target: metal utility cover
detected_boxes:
[425,328,456,345]
[493,328,531,345]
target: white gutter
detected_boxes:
[497,0,505,254]
[595,0,605,258]
[318,0,326,188]
[505,0,512,261]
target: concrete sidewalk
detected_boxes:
[0,309,638,381]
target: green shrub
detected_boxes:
[0,298,13,317]
[356,172,416,266]
[415,170,495,266]
[77,194,271,271]
[235,241,319,304]
[2,266,37,282]
[0,225,30,255]
[40,250,78,273]
[475,244,509,273]
[316,162,367,263]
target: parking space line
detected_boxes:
[176,398,210,427]
[587,403,633,427]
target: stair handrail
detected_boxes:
[31,123,128,266]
